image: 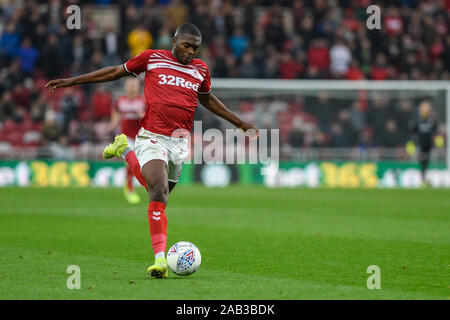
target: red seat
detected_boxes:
[0,131,7,142]
[6,131,24,147]
[21,119,35,131]
[23,130,41,146]
[1,120,17,133]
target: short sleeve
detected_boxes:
[197,64,211,95]
[123,50,153,77]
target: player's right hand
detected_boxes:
[44,78,74,93]
[238,121,259,140]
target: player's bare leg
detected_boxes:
[142,159,170,278]
[142,159,170,204]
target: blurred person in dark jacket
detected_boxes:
[407,99,441,187]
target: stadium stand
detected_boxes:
[0,0,448,160]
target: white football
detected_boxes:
[167,241,201,276]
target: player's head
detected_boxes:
[419,99,432,118]
[125,78,140,97]
[171,23,202,65]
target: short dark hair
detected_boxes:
[174,23,202,39]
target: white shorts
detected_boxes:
[126,136,135,148]
[134,128,190,183]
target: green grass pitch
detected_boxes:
[0,186,448,299]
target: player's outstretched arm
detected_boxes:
[198,93,258,136]
[45,65,129,93]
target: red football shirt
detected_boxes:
[114,95,146,138]
[123,49,211,136]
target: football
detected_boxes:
[167,241,202,276]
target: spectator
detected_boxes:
[367,96,390,143]
[346,59,364,80]
[50,136,75,160]
[11,83,30,109]
[127,24,153,57]
[349,100,366,132]
[229,27,249,60]
[166,0,189,28]
[30,93,47,123]
[278,52,304,79]
[59,88,80,134]
[384,7,403,36]
[310,91,333,131]
[41,34,64,79]
[17,38,39,76]
[239,52,259,78]
[103,26,119,66]
[330,123,351,147]
[288,124,304,148]
[42,110,62,142]
[380,119,402,148]
[394,99,414,143]
[421,14,436,48]
[330,38,351,77]
[357,128,377,150]
[307,38,329,74]
[72,35,90,68]
[0,92,16,120]
[0,22,20,66]
[316,11,338,40]
[311,129,328,148]
[93,117,111,143]
[264,10,285,49]
[154,23,173,50]
[91,84,113,121]
[262,49,280,78]
[212,51,230,78]
[254,98,276,129]
[337,109,357,146]
[371,53,389,80]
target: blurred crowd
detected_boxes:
[210,92,446,160]
[0,0,448,159]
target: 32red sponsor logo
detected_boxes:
[157,74,199,91]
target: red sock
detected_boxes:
[148,201,168,257]
[125,151,147,190]
[126,166,134,191]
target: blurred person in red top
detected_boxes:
[91,84,113,120]
[279,52,304,79]
[346,59,364,80]
[108,77,146,204]
[307,38,329,74]
[371,53,389,80]
[384,7,403,36]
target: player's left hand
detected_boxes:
[238,121,259,140]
